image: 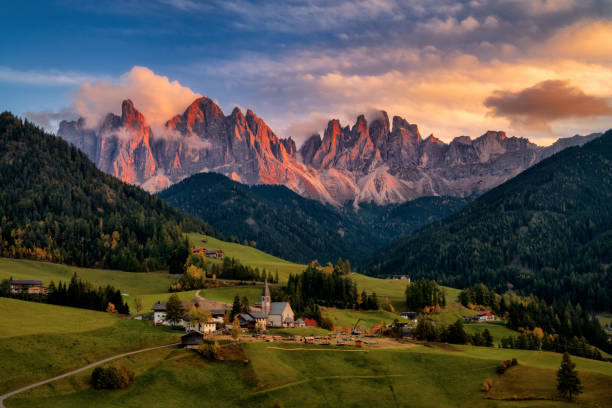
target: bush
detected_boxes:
[91,364,134,390]
[198,341,222,360]
[481,377,494,392]
[496,359,515,374]
[320,316,334,331]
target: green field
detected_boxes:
[6,341,611,408]
[0,298,180,395]
[322,307,399,329]
[464,322,518,345]
[187,233,305,282]
[0,258,174,295]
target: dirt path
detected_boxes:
[0,343,179,408]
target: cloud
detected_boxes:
[0,66,104,86]
[73,66,200,128]
[484,80,612,132]
[23,107,78,132]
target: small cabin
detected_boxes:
[181,331,204,348]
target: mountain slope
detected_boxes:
[364,130,612,311]
[0,112,212,272]
[58,98,599,206]
[158,172,468,264]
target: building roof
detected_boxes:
[210,309,226,316]
[269,302,290,316]
[262,279,270,298]
[151,300,189,311]
[11,279,43,285]
[284,316,294,323]
[238,313,254,322]
[249,312,267,319]
[296,318,305,324]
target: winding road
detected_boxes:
[0,343,179,408]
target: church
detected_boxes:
[260,280,295,327]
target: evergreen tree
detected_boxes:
[230,295,242,321]
[482,328,494,347]
[557,352,583,401]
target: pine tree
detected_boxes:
[557,352,583,401]
[482,328,494,347]
[230,295,242,321]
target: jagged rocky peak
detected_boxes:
[56,95,600,206]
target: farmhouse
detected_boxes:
[10,279,48,294]
[151,300,189,326]
[399,311,418,322]
[192,247,206,254]
[205,249,224,259]
[477,311,495,321]
[387,275,410,282]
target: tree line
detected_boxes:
[272,261,379,314]
[458,283,611,359]
[171,256,279,291]
[405,279,446,310]
[413,318,494,347]
[0,273,129,314]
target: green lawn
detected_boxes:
[0,298,180,395]
[8,341,611,408]
[199,285,264,305]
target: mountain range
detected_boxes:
[57,97,600,206]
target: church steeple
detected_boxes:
[262,279,271,315]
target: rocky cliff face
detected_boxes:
[58,98,599,206]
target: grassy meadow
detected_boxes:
[187,233,305,282]
[6,341,611,408]
[0,298,180,395]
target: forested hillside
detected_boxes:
[158,173,467,264]
[366,130,612,311]
[0,113,212,271]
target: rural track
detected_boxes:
[0,342,180,408]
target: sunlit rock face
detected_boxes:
[58,99,600,206]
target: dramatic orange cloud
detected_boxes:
[484,80,612,132]
[73,66,200,128]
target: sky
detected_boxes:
[1,0,612,146]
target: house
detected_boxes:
[184,314,217,334]
[205,249,224,259]
[10,279,47,294]
[294,319,306,328]
[192,247,206,254]
[477,311,495,321]
[209,309,227,324]
[387,275,410,282]
[238,313,254,329]
[181,331,204,348]
[261,280,295,327]
[151,300,189,326]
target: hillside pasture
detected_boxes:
[0,298,180,395]
[7,342,611,408]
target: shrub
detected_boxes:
[320,316,334,331]
[198,340,222,360]
[91,364,134,390]
[511,357,518,366]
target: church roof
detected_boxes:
[262,279,270,298]
[269,302,290,316]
